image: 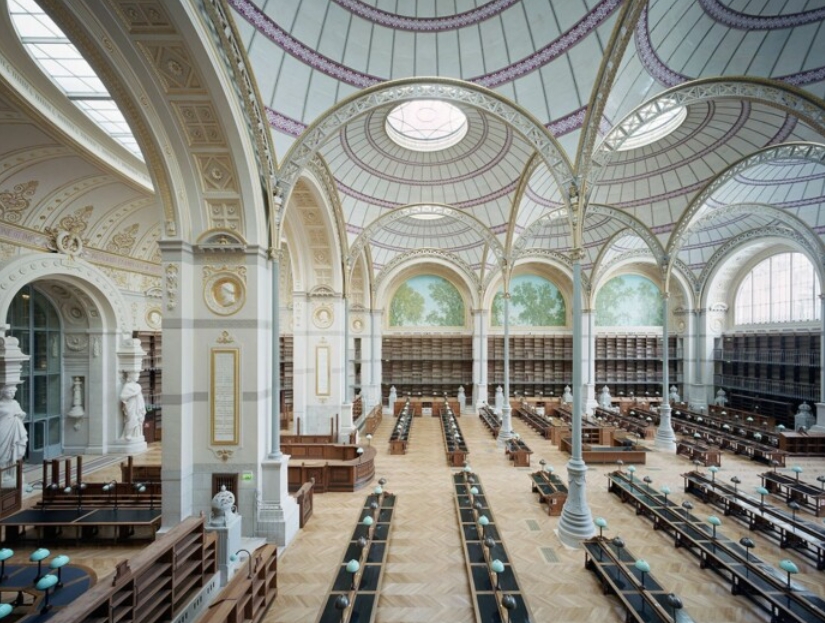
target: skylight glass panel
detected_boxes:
[386,100,468,152]
[9,0,144,160]
[616,104,688,152]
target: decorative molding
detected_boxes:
[105,223,140,255]
[312,304,334,329]
[0,180,38,224]
[165,263,179,311]
[145,307,162,329]
[211,448,234,462]
[195,228,248,253]
[203,265,247,316]
[65,334,90,352]
[216,330,234,343]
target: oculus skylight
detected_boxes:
[386,100,468,152]
[616,104,687,152]
[9,0,143,160]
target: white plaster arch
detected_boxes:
[0,254,129,332]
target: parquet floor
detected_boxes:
[6,418,825,623]
[268,414,825,623]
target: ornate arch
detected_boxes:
[0,254,130,332]
[375,248,480,296]
[667,142,825,261]
[348,204,507,269]
[277,78,575,229]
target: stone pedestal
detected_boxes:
[258,456,299,547]
[494,385,504,415]
[206,512,242,586]
[386,386,397,415]
[457,386,466,414]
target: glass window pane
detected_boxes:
[736,252,820,325]
[47,373,61,413]
[48,416,61,446]
[33,331,48,370]
[32,420,44,450]
[33,376,48,415]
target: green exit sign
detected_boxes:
[242,471,254,482]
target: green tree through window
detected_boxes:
[492,275,566,326]
[389,282,425,325]
[595,275,663,326]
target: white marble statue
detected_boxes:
[598,385,612,409]
[457,385,466,413]
[0,385,28,469]
[562,385,573,404]
[120,372,146,441]
[714,388,728,407]
[669,385,681,404]
[795,402,815,431]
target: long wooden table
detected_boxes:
[761,471,825,517]
[0,507,161,544]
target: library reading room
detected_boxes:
[0,1,824,622]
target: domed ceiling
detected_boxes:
[230,0,825,294]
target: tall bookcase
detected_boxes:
[594,334,681,397]
[381,335,473,398]
[280,335,293,428]
[713,330,820,423]
[133,331,162,442]
[486,335,573,397]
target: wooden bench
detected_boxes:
[453,470,534,623]
[296,480,315,528]
[676,440,721,467]
[514,407,553,438]
[505,438,532,467]
[316,491,395,623]
[760,471,825,517]
[440,406,469,467]
[389,404,413,454]
[607,471,825,622]
[584,537,695,623]
[529,470,567,516]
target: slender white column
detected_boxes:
[558,254,595,546]
[582,309,597,414]
[268,253,282,459]
[497,295,513,442]
[473,309,489,407]
[655,293,676,451]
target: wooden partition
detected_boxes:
[199,544,278,623]
[48,517,217,623]
[284,445,376,493]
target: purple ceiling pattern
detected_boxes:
[331,0,520,32]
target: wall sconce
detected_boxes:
[102,480,119,511]
[231,549,253,579]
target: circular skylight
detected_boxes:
[386,100,468,152]
[409,212,446,220]
[616,105,688,151]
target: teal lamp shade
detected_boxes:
[229,553,238,562]
[362,516,374,527]
[490,559,505,574]
[722,424,730,431]
[746,416,754,423]
[545,464,554,473]
[49,555,70,570]
[792,466,803,475]
[754,433,762,441]
[779,559,798,574]
[709,466,719,474]
[756,486,769,496]
[346,559,360,574]
[463,465,472,472]
[356,447,364,455]
[373,486,383,496]
[634,559,650,573]
[0,549,13,562]
[470,487,479,496]
[595,517,607,529]
[366,434,372,439]
[693,432,701,439]
[707,516,721,527]
[35,574,58,591]
[0,603,12,618]
[478,516,490,528]
[660,486,671,496]
[628,466,636,474]
[777,424,785,431]
[30,549,50,563]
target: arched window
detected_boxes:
[735,253,820,324]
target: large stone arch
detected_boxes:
[37,0,272,247]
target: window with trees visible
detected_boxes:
[491,275,566,326]
[389,275,465,327]
[735,252,820,324]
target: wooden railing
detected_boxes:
[48,517,217,623]
[199,543,278,623]
[296,479,315,528]
[0,460,23,518]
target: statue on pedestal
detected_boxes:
[795,402,815,431]
[120,372,146,441]
[562,385,573,404]
[0,385,27,469]
[457,385,466,412]
[669,385,681,404]
[714,388,728,407]
[597,385,612,410]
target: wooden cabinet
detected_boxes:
[486,335,573,397]
[381,336,473,398]
[133,331,162,443]
[713,331,819,424]
[594,334,681,398]
[280,336,293,428]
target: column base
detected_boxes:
[109,438,148,454]
[258,456,300,548]
[654,404,677,452]
[497,406,513,446]
[584,384,598,416]
[557,458,595,548]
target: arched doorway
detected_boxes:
[6,284,63,462]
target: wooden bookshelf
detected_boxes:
[381,336,473,398]
[713,331,819,424]
[281,335,294,428]
[133,331,162,443]
[594,334,681,397]
[486,335,573,397]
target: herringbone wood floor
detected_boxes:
[268,414,825,623]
